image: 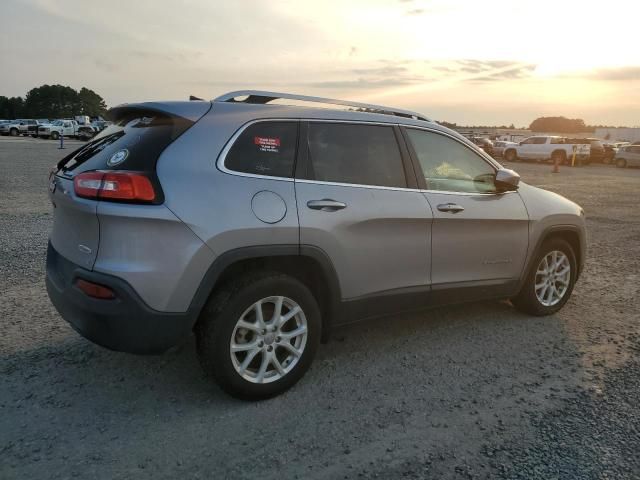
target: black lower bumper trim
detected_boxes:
[45,241,195,354]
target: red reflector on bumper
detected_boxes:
[75,279,116,299]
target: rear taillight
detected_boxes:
[73,171,156,202]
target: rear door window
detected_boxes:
[225,122,298,178]
[306,123,406,188]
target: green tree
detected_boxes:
[77,87,108,117]
[529,116,589,133]
[0,96,25,118]
[24,84,81,118]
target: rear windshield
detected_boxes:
[57,112,193,174]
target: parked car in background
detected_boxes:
[567,138,604,164]
[91,119,111,132]
[492,140,518,158]
[503,136,591,165]
[615,145,640,168]
[45,90,587,399]
[38,119,96,140]
[26,119,52,137]
[469,136,494,156]
[0,119,38,136]
[602,143,618,164]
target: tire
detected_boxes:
[504,149,517,162]
[551,150,566,166]
[51,131,60,140]
[195,272,321,400]
[616,158,627,168]
[511,238,577,316]
[9,128,18,137]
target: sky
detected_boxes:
[1,0,639,126]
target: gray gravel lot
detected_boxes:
[1,136,639,479]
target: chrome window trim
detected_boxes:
[217,118,418,191]
[419,188,517,197]
[216,118,511,196]
[295,177,421,193]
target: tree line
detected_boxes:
[0,84,108,120]
[440,116,623,133]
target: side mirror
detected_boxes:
[495,168,520,191]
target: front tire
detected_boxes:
[511,238,577,316]
[9,128,18,137]
[616,158,627,168]
[51,131,60,140]
[195,272,321,400]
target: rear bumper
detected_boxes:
[45,241,195,354]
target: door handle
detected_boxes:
[307,199,347,212]
[437,203,465,213]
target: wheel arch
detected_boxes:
[189,245,341,343]
[551,149,567,159]
[523,225,584,286]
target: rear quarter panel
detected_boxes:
[155,104,299,285]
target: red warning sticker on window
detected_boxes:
[254,136,280,152]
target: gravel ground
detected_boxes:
[1,137,639,479]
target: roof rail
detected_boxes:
[213,90,431,122]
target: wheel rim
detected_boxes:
[535,250,571,307]
[230,296,308,384]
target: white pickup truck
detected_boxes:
[503,136,591,164]
[37,120,96,140]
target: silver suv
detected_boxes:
[46,91,586,399]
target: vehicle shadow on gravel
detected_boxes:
[1,299,588,479]
[2,298,571,407]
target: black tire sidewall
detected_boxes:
[51,131,60,140]
[197,274,321,400]
[513,238,577,316]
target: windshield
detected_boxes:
[51,120,63,126]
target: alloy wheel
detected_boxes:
[535,250,571,307]
[230,296,308,384]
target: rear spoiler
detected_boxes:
[108,101,211,123]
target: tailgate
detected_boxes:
[49,175,100,270]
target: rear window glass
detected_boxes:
[307,123,406,188]
[225,122,298,178]
[57,113,192,173]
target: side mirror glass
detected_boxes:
[495,168,520,191]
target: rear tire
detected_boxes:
[551,150,566,166]
[504,149,517,162]
[195,272,321,400]
[616,158,627,168]
[511,238,577,316]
